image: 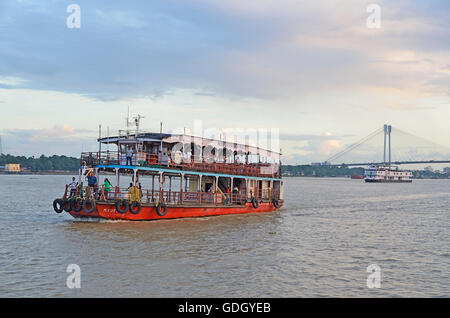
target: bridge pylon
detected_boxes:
[383,124,392,166]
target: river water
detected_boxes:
[0,174,448,297]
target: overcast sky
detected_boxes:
[0,0,449,164]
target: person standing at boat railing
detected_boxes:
[87,171,98,199]
[68,177,78,198]
[127,183,142,203]
[103,178,111,200]
[126,145,133,166]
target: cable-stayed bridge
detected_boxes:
[322,124,450,167]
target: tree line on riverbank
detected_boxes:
[0,154,80,171]
[281,165,365,177]
[1,154,448,178]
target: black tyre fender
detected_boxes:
[62,199,72,212]
[129,201,141,215]
[115,200,128,214]
[83,199,96,213]
[71,198,83,212]
[251,198,259,209]
[272,199,280,208]
[53,199,64,214]
[156,203,167,216]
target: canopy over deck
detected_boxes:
[98,132,281,161]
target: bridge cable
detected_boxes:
[326,127,384,163]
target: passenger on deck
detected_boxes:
[87,171,98,198]
[104,178,111,199]
[126,146,133,166]
[226,186,231,205]
[69,177,78,198]
[138,183,143,199]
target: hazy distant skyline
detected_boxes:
[1,0,449,164]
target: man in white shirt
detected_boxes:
[126,146,133,165]
[69,177,78,198]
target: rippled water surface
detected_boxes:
[0,175,449,297]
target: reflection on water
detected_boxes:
[0,175,449,297]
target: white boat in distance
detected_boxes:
[364,164,412,183]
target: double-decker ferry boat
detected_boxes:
[52,119,284,220]
[364,164,412,183]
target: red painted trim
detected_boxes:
[69,201,283,221]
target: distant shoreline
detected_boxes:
[281,175,450,180]
[0,170,77,176]
[1,172,447,180]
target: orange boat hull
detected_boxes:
[69,201,283,221]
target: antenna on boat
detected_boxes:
[98,124,102,155]
[126,106,132,137]
[133,114,144,138]
[107,126,110,152]
[160,121,163,152]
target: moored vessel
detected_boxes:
[52,118,284,220]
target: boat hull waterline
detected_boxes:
[69,201,283,221]
[364,179,412,183]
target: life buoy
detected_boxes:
[272,199,280,208]
[156,203,167,216]
[251,198,259,209]
[115,200,128,214]
[62,199,72,212]
[53,199,64,213]
[129,201,141,214]
[71,198,83,212]
[83,199,96,213]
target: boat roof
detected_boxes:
[98,132,281,158]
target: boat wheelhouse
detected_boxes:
[364,164,412,183]
[52,121,284,220]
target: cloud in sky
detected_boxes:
[5,125,90,141]
[0,0,449,162]
[1,0,449,99]
[2,125,95,156]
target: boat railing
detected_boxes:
[111,187,247,206]
[81,151,120,166]
[81,151,280,178]
[63,184,280,205]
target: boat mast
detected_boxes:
[98,124,102,156]
[134,114,144,154]
[126,106,131,137]
[107,126,110,152]
[160,121,163,153]
[134,114,144,136]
